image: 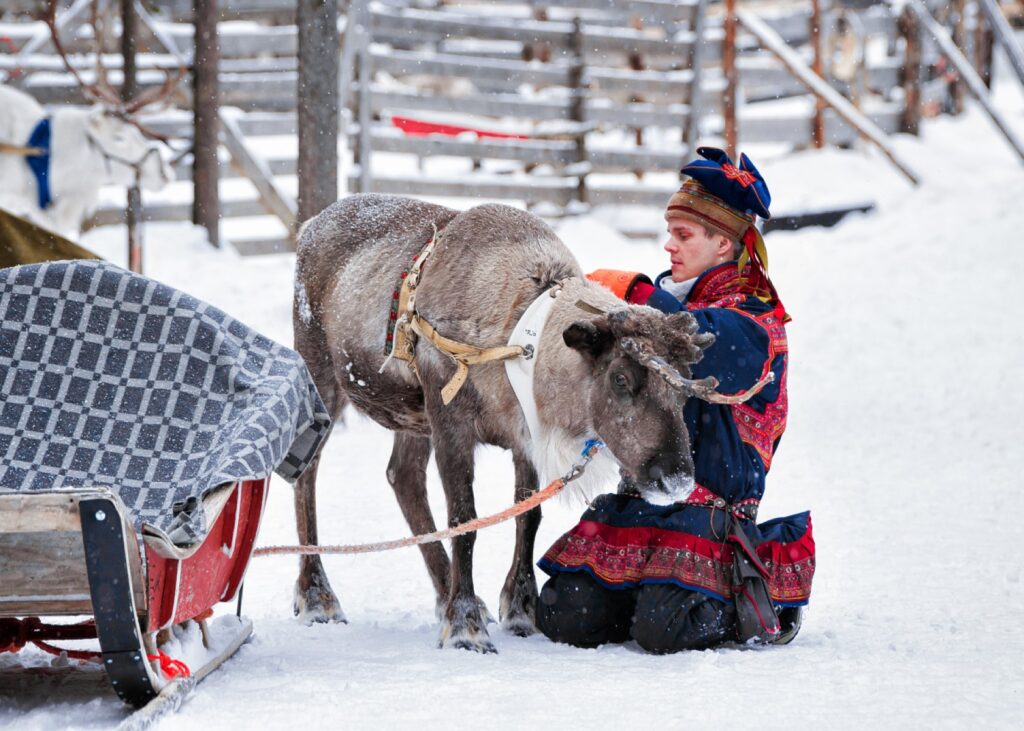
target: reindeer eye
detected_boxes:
[613,372,629,390]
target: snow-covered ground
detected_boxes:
[4,65,1024,731]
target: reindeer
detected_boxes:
[0,1,176,238]
[293,194,748,653]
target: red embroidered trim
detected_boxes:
[542,517,815,603]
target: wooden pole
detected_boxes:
[898,5,923,135]
[569,17,587,206]
[737,9,921,185]
[974,6,994,89]
[192,0,220,248]
[810,0,825,148]
[121,0,142,273]
[978,0,1024,89]
[684,0,708,155]
[950,0,967,114]
[907,0,1024,163]
[297,0,339,227]
[723,0,738,160]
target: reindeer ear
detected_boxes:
[563,320,613,360]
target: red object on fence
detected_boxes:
[391,114,529,140]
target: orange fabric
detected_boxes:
[586,269,645,301]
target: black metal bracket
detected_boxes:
[79,497,158,709]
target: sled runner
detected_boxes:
[0,260,331,720]
[0,478,265,711]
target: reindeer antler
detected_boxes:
[620,337,775,405]
[44,0,184,143]
[45,0,122,109]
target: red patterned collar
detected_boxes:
[686,262,747,307]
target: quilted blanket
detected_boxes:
[0,260,330,546]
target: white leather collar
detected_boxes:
[504,287,559,447]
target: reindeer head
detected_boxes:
[563,307,766,504]
[85,108,173,190]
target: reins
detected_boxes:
[251,440,604,558]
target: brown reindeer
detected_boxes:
[293,194,736,653]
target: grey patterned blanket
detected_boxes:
[0,260,330,546]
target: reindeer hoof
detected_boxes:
[501,613,537,638]
[293,580,347,625]
[438,596,497,654]
[499,578,538,637]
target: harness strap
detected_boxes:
[410,315,524,405]
[0,142,45,156]
[383,227,524,405]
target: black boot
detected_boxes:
[772,606,803,645]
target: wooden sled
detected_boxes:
[0,477,267,715]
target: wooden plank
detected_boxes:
[0,492,86,532]
[737,9,920,185]
[907,0,1024,163]
[450,0,700,21]
[220,111,297,232]
[369,4,710,56]
[348,175,578,205]
[365,87,698,127]
[0,532,91,610]
[87,198,271,227]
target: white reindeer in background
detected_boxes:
[0,84,173,238]
[0,0,177,239]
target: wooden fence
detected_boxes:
[0,0,1003,253]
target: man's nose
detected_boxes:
[664,239,677,254]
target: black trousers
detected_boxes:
[536,572,737,653]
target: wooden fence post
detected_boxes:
[974,5,994,88]
[121,0,142,272]
[685,0,708,155]
[810,0,825,148]
[950,0,967,114]
[723,0,738,159]
[898,5,922,136]
[192,0,220,248]
[569,17,587,206]
[297,0,339,228]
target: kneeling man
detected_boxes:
[536,148,814,653]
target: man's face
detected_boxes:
[663,218,731,282]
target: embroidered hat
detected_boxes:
[665,147,787,320]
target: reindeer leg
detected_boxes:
[499,451,541,637]
[293,448,347,624]
[292,313,346,624]
[429,408,495,654]
[386,431,451,613]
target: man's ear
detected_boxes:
[563,319,613,360]
[715,234,734,259]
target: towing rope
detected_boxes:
[252,440,604,558]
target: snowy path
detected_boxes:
[3,92,1024,728]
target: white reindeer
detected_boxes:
[0,84,172,239]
